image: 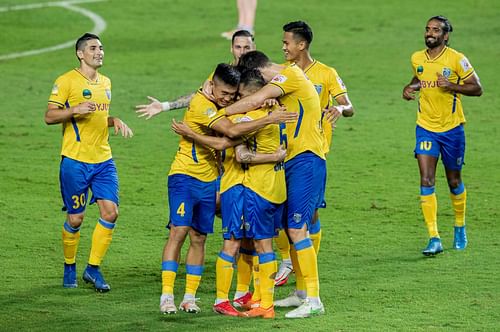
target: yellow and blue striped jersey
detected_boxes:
[48,69,112,164]
[269,64,325,161]
[243,109,286,204]
[304,60,347,154]
[169,91,226,182]
[411,46,475,132]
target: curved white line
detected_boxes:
[0,0,107,61]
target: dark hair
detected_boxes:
[75,33,100,52]
[240,68,266,88]
[232,30,255,44]
[283,21,313,46]
[213,63,241,87]
[428,15,453,33]
[238,51,271,71]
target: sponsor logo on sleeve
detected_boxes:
[271,74,288,84]
[51,84,59,95]
[336,76,346,90]
[460,57,472,72]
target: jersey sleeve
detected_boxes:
[269,67,300,96]
[456,53,475,81]
[328,67,348,99]
[48,75,70,108]
[190,101,226,128]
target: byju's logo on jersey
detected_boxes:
[314,84,323,95]
[82,89,92,99]
[417,65,424,75]
[442,68,451,78]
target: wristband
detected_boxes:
[161,101,170,111]
[335,105,344,115]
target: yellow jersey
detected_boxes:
[269,64,325,161]
[411,46,475,132]
[169,91,226,182]
[48,69,112,164]
[243,109,286,204]
[304,60,347,154]
[219,114,248,194]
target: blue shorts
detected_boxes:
[284,152,326,230]
[167,174,217,234]
[244,188,283,240]
[220,185,245,240]
[415,125,465,171]
[60,157,119,214]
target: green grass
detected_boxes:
[1,0,499,330]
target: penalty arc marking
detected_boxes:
[0,0,107,61]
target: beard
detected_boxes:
[425,37,442,48]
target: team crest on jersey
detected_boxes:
[314,84,323,95]
[82,89,92,99]
[271,74,288,84]
[460,57,471,72]
[105,89,111,100]
[51,84,59,95]
[293,213,302,223]
[442,68,451,78]
[205,107,217,118]
[417,65,424,75]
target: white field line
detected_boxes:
[0,0,107,61]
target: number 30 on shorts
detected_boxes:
[71,193,86,209]
[177,202,186,217]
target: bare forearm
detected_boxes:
[187,132,241,150]
[45,107,74,124]
[168,93,195,110]
[225,116,270,138]
[448,82,483,96]
[225,96,263,116]
[235,145,280,164]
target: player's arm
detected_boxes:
[436,72,483,96]
[235,144,286,164]
[402,76,421,101]
[45,102,96,125]
[224,84,284,116]
[324,94,355,124]
[135,93,195,120]
[108,117,134,138]
[171,119,242,150]
[211,107,296,139]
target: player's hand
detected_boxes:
[436,72,452,91]
[135,96,163,120]
[267,108,297,124]
[201,79,216,102]
[323,106,342,124]
[73,101,96,115]
[171,119,195,138]
[112,118,134,138]
[261,98,279,108]
[273,145,287,162]
[402,83,419,100]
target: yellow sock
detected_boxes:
[295,238,319,298]
[216,252,235,301]
[251,254,261,301]
[310,230,322,254]
[185,265,204,296]
[161,261,178,295]
[450,189,466,227]
[62,222,80,264]
[236,251,253,294]
[421,191,439,238]
[258,253,277,309]
[275,230,291,260]
[88,218,115,266]
[290,246,305,293]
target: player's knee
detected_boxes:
[448,179,462,191]
[100,210,118,222]
[67,213,85,228]
[222,240,240,257]
[420,177,435,187]
[189,231,207,248]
